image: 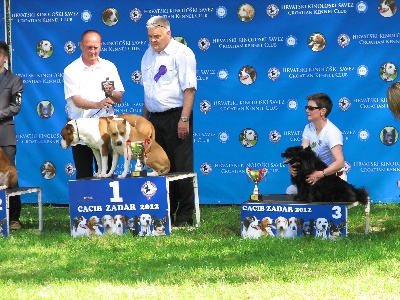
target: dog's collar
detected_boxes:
[74,120,81,141]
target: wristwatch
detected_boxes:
[180,116,189,122]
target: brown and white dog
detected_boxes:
[0,147,18,190]
[308,33,326,51]
[107,117,170,177]
[60,118,111,178]
[102,8,118,25]
[88,216,102,235]
[113,214,126,235]
[260,216,275,237]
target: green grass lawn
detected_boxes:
[0,203,399,300]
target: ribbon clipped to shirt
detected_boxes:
[154,65,167,82]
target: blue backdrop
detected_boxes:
[8,0,400,204]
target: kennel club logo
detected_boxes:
[357,65,368,77]
[198,37,210,51]
[200,100,211,114]
[269,130,281,144]
[338,34,350,48]
[141,181,157,200]
[287,99,298,110]
[338,97,351,111]
[200,162,212,175]
[268,67,280,81]
[241,203,348,239]
[131,70,141,84]
[216,6,227,18]
[130,8,142,22]
[81,10,92,22]
[286,35,297,47]
[358,129,369,141]
[266,4,279,18]
[64,41,76,55]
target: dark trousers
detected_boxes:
[2,146,20,221]
[72,144,112,179]
[149,108,194,224]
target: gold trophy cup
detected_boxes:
[129,141,147,177]
[246,167,268,201]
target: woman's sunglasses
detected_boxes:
[305,105,322,111]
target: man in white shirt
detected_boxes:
[64,30,124,178]
[141,16,197,227]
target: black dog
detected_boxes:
[299,218,315,236]
[382,128,396,145]
[126,215,139,237]
[281,146,369,204]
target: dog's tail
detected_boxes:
[353,186,369,205]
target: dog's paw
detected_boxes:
[146,170,159,177]
[0,185,7,190]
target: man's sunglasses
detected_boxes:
[305,105,322,111]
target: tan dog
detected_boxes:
[107,117,170,177]
[0,147,18,190]
[116,114,155,140]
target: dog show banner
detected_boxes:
[69,176,170,237]
[8,0,400,205]
[241,199,349,239]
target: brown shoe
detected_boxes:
[10,221,22,230]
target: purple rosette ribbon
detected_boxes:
[154,65,167,82]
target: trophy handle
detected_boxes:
[144,138,152,157]
[245,167,252,181]
[260,168,268,180]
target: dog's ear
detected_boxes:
[66,123,74,134]
[338,221,345,229]
[106,116,114,124]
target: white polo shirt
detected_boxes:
[64,56,125,119]
[141,39,197,113]
[302,119,343,166]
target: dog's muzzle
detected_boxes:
[116,141,122,146]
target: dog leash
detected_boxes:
[88,108,104,118]
[74,120,81,141]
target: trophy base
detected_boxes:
[131,170,147,177]
[249,194,266,202]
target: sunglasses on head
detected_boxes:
[305,105,322,111]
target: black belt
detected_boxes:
[151,107,181,115]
